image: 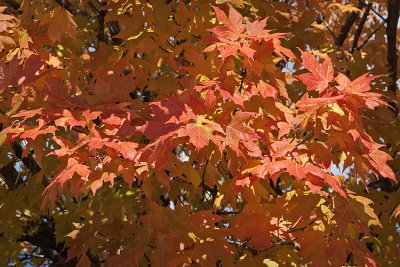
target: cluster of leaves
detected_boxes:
[0,0,399,266]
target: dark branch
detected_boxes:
[238,68,246,93]
[357,21,385,50]
[0,141,51,190]
[295,134,313,146]
[0,162,21,190]
[350,3,371,53]
[269,176,283,196]
[322,20,349,61]
[360,1,387,22]
[287,218,317,233]
[54,0,73,13]
[1,0,20,10]
[87,1,122,46]
[335,11,359,47]
[386,0,400,94]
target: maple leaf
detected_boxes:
[335,73,387,110]
[0,7,16,50]
[226,111,260,157]
[348,194,382,227]
[0,7,16,32]
[207,6,252,61]
[273,38,295,61]
[118,142,139,161]
[151,97,193,123]
[209,6,245,41]
[277,122,293,139]
[39,7,77,43]
[138,121,178,138]
[177,115,224,151]
[1,2,400,266]
[328,3,362,14]
[250,159,307,182]
[90,172,116,195]
[305,163,346,197]
[367,149,396,181]
[204,89,217,113]
[250,80,277,99]
[53,158,91,186]
[208,5,287,62]
[0,57,18,92]
[0,35,14,50]
[295,50,334,92]
[232,207,278,250]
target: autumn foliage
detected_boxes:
[0,0,400,266]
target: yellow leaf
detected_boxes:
[349,195,382,227]
[213,193,224,211]
[183,164,202,186]
[0,130,6,146]
[263,259,279,267]
[328,3,361,13]
[329,103,345,116]
[188,232,197,242]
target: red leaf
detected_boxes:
[295,50,334,92]
[204,89,217,113]
[251,80,277,99]
[177,118,224,151]
[226,111,259,156]
[119,142,138,161]
[305,163,346,197]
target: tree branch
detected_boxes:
[357,21,385,50]
[287,218,317,233]
[360,1,387,22]
[1,0,20,10]
[54,0,73,13]
[322,20,349,61]
[0,162,21,190]
[87,0,122,46]
[335,11,359,47]
[350,3,371,53]
[386,0,400,94]
[295,134,313,146]
[0,141,51,190]
[238,68,246,93]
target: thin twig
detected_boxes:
[357,21,385,50]
[295,134,313,146]
[359,1,387,22]
[202,159,209,186]
[323,21,349,61]
[287,218,317,233]
[216,210,240,215]
[386,0,400,94]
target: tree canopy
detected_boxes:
[0,0,400,266]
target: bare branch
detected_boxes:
[386,0,400,94]
[357,21,385,50]
[360,1,387,22]
[350,3,371,53]
[323,20,349,61]
[335,11,359,47]
[0,162,21,190]
[287,218,317,233]
[1,0,20,10]
[54,0,73,13]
